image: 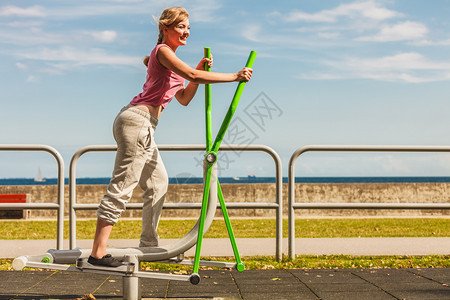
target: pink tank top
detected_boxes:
[130,44,185,109]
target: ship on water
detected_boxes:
[34,167,46,183]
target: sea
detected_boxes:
[1,176,450,186]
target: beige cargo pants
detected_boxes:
[97,105,168,247]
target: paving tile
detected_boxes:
[408,268,450,285]
[0,271,53,295]
[240,291,319,300]
[238,283,311,293]
[316,291,395,300]
[307,282,382,292]
[389,286,450,300]
[231,269,293,279]
[29,271,111,296]
[375,281,450,300]
[166,270,241,299]
[231,277,299,286]
[395,291,450,300]
[167,282,240,299]
[352,268,430,286]
[231,269,299,286]
[288,269,365,284]
[377,281,447,291]
[0,268,448,300]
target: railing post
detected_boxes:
[68,144,283,260]
[0,144,64,250]
[69,145,117,249]
[288,150,296,259]
[288,145,450,260]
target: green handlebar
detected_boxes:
[204,47,211,70]
[245,50,257,69]
[211,50,257,154]
[204,47,212,151]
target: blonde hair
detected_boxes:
[143,7,189,67]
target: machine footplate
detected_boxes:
[76,258,135,274]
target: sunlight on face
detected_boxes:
[166,18,190,46]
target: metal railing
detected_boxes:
[288,145,450,259]
[0,144,65,249]
[69,144,283,261]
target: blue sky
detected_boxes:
[1,0,450,179]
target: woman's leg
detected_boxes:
[90,106,153,262]
[139,146,168,247]
[90,218,114,258]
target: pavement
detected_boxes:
[1,237,450,258]
[1,268,449,299]
[0,237,449,299]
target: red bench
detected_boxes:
[0,194,29,219]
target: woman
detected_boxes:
[88,6,253,267]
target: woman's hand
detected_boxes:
[235,67,253,82]
[196,56,213,70]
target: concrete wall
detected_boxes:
[0,182,449,219]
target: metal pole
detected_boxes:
[68,144,282,258]
[69,145,116,249]
[0,144,64,250]
[273,147,283,262]
[123,255,141,300]
[288,144,450,260]
[288,149,299,259]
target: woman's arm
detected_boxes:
[166,47,253,106]
[174,57,212,106]
[175,82,199,106]
[157,46,252,84]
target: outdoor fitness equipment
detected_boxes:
[12,48,256,299]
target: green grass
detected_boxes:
[140,255,450,271]
[1,255,448,271]
[0,218,448,240]
[1,218,448,270]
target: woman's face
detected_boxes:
[165,18,190,46]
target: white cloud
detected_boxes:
[15,62,27,70]
[26,75,38,83]
[396,73,450,83]
[287,10,335,23]
[186,0,223,23]
[357,21,428,42]
[300,52,450,83]
[318,32,340,39]
[0,1,216,22]
[259,2,416,48]
[91,30,118,42]
[286,0,401,23]
[413,39,450,46]
[0,5,45,17]
[0,2,161,20]
[297,73,345,80]
[15,47,140,70]
[0,28,65,45]
[0,1,223,24]
[241,24,262,42]
[342,52,450,71]
[5,20,44,27]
